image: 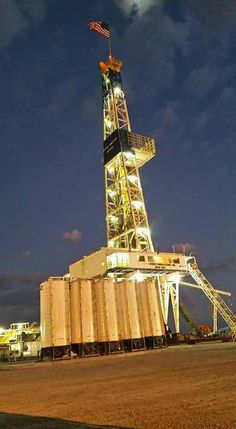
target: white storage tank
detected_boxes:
[136,281,153,338]
[40,277,71,351]
[115,280,142,341]
[102,279,119,342]
[80,279,96,344]
[147,280,165,337]
[114,280,131,340]
[70,280,82,345]
[93,279,120,344]
[94,280,107,343]
[125,280,142,340]
[40,280,52,349]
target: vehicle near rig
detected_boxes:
[0,322,40,361]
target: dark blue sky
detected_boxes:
[0,0,235,327]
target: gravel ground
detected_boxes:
[0,342,235,429]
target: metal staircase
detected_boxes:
[188,263,236,337]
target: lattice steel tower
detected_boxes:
[100,56,156,251]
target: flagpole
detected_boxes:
[108,37,112,57]
[108,24,112,58]
[88,21,111,57]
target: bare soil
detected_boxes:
[0,342,235,429]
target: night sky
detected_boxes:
[0,0,235,329]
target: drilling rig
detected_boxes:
[71,54,236,335]
[40,52,236,358]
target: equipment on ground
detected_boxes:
[179,300,201,337]
[0,322,40,361]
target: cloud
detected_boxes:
[158,102,178,127]
[47,77,78,114]
[217,165,233,178]
[194,111,211,130]
[113,5,191,101]
[187,0,236,29]
[81,96,98,119]
[202,251,236,273]
[173,243,196,255]
[220,86,234,104]
[114,0,164,16]
[20,0,47,23]
[0,272,45,288]
[0,272,48,326]
[22,250,31,259]
[0,0,47,50]
[185,67,218,98]
[62,229,82,242]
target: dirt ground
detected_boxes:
[0,342,235,429]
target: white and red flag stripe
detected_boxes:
[88,21,110,38]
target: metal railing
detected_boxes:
[189,263,236,335]
[128,132,155,156]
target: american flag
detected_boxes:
[88,21,110,38]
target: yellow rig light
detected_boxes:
[105,117,113,129]
[109,215,118,223]
[107,188,117,197]
[137,227,151,236]
[132,200,144,209]
[107,165,114,175]
[123,151,135,159]
[172,273,181,283]
[113,86,123,97]
[130,271,145,282]
[127,175,139,183]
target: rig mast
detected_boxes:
[100,56,155,251]
[98,55,236,338]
